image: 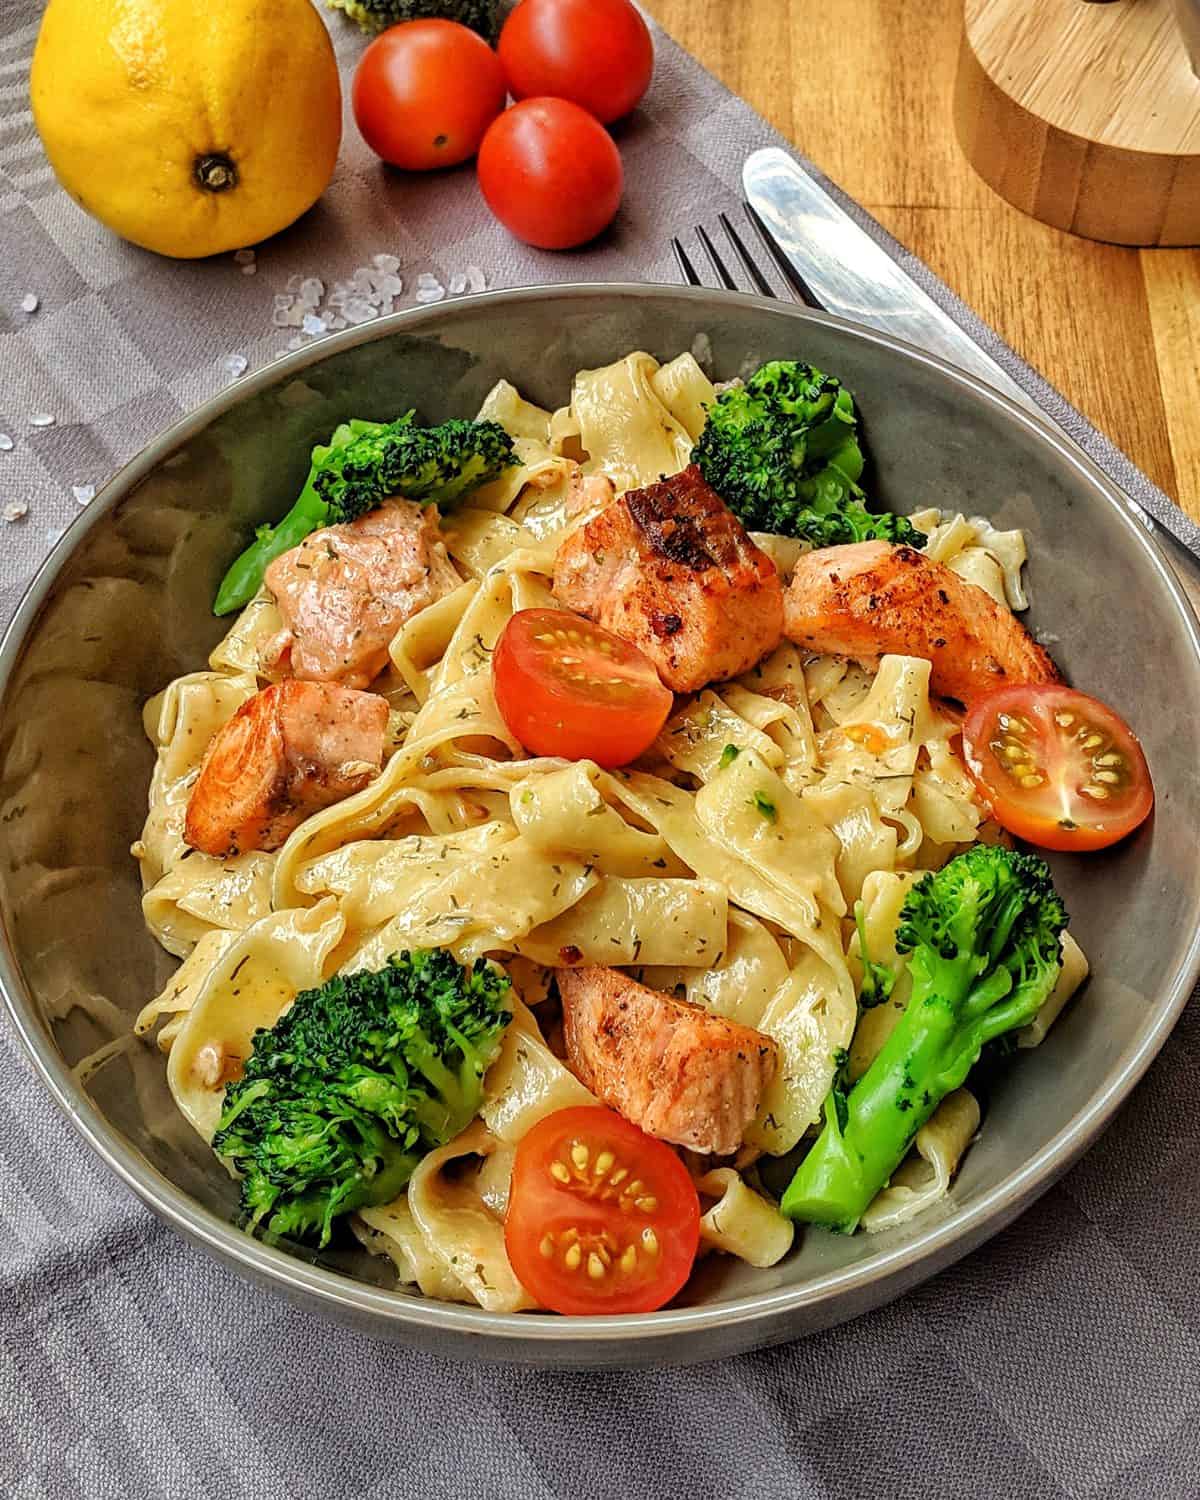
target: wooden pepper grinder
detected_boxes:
[954,0,1200,245]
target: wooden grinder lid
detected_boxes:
[954,0,1200,245]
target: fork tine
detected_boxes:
[718,212,775,298]
[695,224,738,292]
[672,236,702,287]
[742,199,826,311]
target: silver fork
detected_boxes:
[671,204,826,310]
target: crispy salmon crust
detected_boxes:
[783,540,1060,704]
[552,465,783,692]
[558,966,778,1156]
[263,499,462,690]
[184,680,388,857]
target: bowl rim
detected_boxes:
[2,280,1198,1349]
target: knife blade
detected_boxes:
[742,145,1200,568]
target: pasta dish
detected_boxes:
[131,349,1150,1316]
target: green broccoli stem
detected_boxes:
[212,419,383,616]
[781,957,1014,1231]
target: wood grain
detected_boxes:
[956,0,1200,246]
[643,0,1200,520]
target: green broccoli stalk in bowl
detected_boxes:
[692,358,925,549]
[781,845,1068,1232]
[213,949,512,1248]
[212,413,516,616]
[327,0,500,37]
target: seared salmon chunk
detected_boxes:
[784,540,1059,704]
[263,499,462,689]
[558,966,778,1156]
[184,680,388,857]
[552,465,783,692]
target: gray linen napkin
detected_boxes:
[2,6,1199,1499]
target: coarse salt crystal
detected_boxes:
[287,274,303,293]
[221,353,248,378]
[3,502,27,522]
[287,336,304,350]
[20,293,39,314]
[301,313,326,336]
[448,273,467,296]
[352,267,375,293]
[0,434,12,452]
[29,413,55,428]
[343,297,376,324]
[377,273,403,299]
[241,263,257,276]
[272,308,293,328]
[466,265,486,293]
[273,294,293,311]
[415,285,446,304]
[299,277,324,306]
[72,483,95,506]
[327,315,347,331]
[417,272,440,289]
[233,249,255,265]
[372,253,401,274]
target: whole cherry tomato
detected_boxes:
[353,19,507,171]
[476,98,623,249]
[498,0,655,124]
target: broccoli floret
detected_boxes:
[212,414,516,616]
[781,846,1067,1232]
[692,359,924,550]
[326,0,499,37]
[314,413,516,523]
[212,950,512,1247]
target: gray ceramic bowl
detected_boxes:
[2,285,1198,1368]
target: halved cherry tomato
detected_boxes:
[505,1105,700,1315]
[492,608,672,767]
[962,684,1153,852]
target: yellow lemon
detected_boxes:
[30,0,342,259]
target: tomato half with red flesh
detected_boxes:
[492,608,672,767]
[962,684,1153,852]
[505,1106,700,1315]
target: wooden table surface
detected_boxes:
[645,0,1200,522]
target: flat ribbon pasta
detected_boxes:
[568,352,695,493]
[697,1168,794,1267]
[166,899,345,1142]
[404,1119,538,1312]
[860,1089,981,1233]
[1018,931,1089,1048]
[480,997,597,1142]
